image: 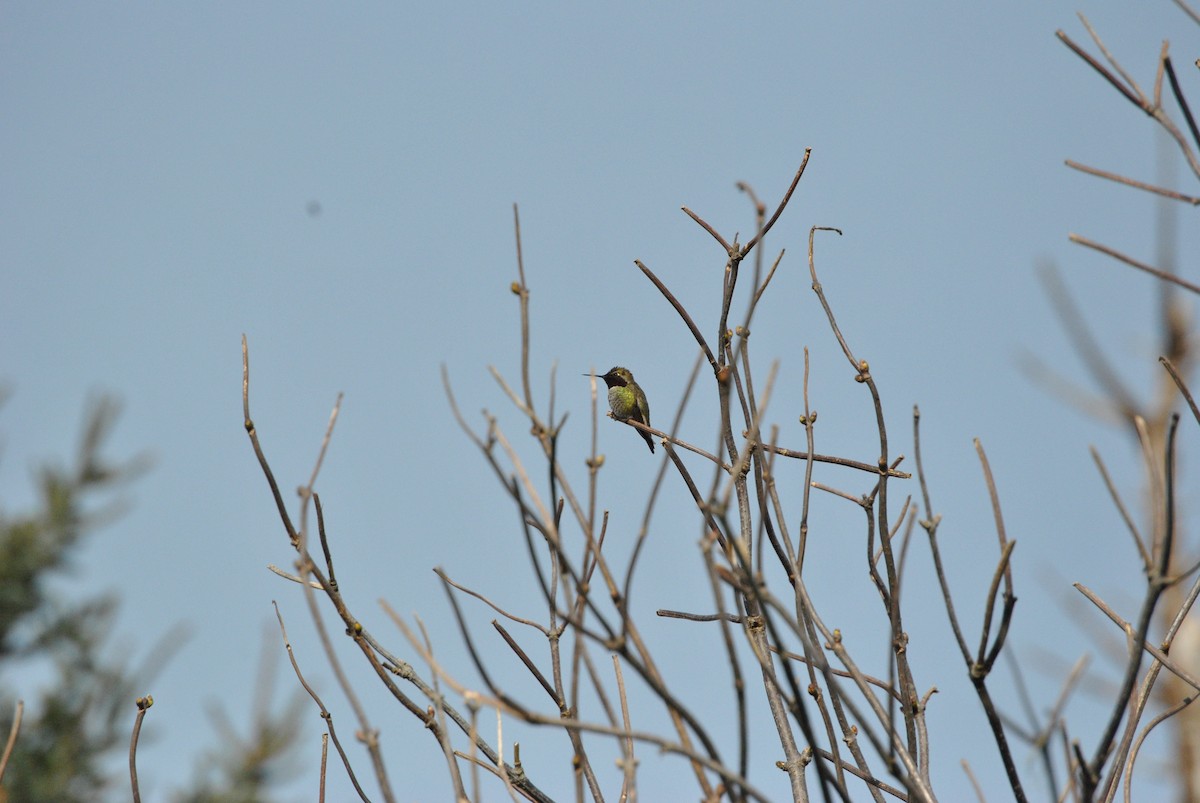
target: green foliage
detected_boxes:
[0,398,144,802]
[0,396,303,802]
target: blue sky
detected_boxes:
[3,2,1198,800]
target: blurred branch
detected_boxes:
[0,699,21,783]
[1036,263,1139,418]
[1174,0,1200,23]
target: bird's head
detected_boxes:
[598,367,633,389]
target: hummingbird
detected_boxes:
[588,366,654,453]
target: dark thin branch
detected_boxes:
[242,335,298,545]
[492,621,561,710]
[915,410,1025,800]
[741,150,812,257]
[1164,55,1200,155]
[682,206,733,253]
[273,602,372,802]
[1084,417,1180,795]
[657,609,745,624]
[635,259,719,372]
[1056,29,1142,108]
[912,406,972,657]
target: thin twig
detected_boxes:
[1070,233,1200,295]
[1164,54,1200,156]
[1090,447,1150,569]
[242,335,298,544]
[1160,356,1200,426]
[273,602,372,801]
[613,655,637,802]
[916,414,1026,800]
[1058,27,1141,103]
[1060,18,1200,178]
[1036,263,1139,417]
[314,494,338,591]
[492,621,562,710]
[1082,419,1180,796]
[977,540,1017,672]
[1078,13,1146,103]
[381,606,532,800]
[267,563,325,588]
[129,695,152,803]
[0,699,22,783]
[682,206,733,253]
[319,732,329,803]
[395,617,774,803]
[415,615,474,803]
[436,568,551,636]
[635,259,719,372]
[974,440,1013,593]
[1064,160,1200,205]
[657,609,745,623]
[962,760,986,803]
[914,406,969,660]
[1124,695,1196,802]
[809,747,907,799]
[741,150,812,257]
[622,348,706,608]
[304,393,343,493]
[753,441,911,478]
[1074,586,1200,694]
[512,204,535,417]
[1173,0,1200,24]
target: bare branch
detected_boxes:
[1160,356,1200,427]
[129,695,152,803]
[741,150,812,257]
[1064,159,1200,205]
[273,602,372,802]
[635,259,719,372]
[1070,234,1200,295]
[0,700,21,784]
